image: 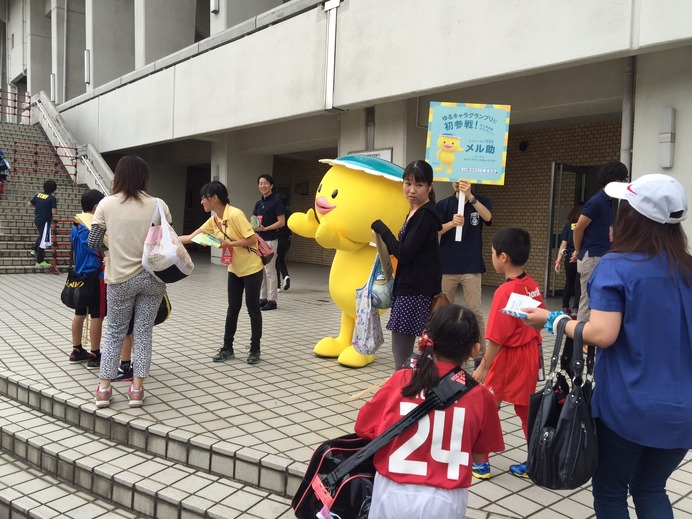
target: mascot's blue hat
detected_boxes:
[319,155,404,182]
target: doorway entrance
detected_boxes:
[545,162,601,297]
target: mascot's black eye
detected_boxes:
[317,183,322,193]
[331,189,338,199]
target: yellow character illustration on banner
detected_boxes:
[434,133,463,174]
[288,155,407,368]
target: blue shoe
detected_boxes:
[509,462,529,478]
[472,461,491,480]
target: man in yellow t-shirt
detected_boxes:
[180,181,264,364]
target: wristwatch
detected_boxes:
[469,196,478,205]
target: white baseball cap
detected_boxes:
[604,173,688,224]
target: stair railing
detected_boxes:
[31,91,113,195]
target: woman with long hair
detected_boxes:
[88,155,169,408]
[371,160,443,369]
[523,174,691,518]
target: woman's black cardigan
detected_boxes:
[371,201,442,297]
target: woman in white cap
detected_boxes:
[523,173,690,518]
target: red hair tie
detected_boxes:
[417,333,434,353]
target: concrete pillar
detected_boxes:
[210,0,280,34]
[134,0,195,68]
[224,132,273,217]
[25,0,51,96]
[338,101,413,166]
[207,133,271,263]
[85,0,134,90]
[50,0,85,104]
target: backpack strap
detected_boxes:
[322,367,477,488]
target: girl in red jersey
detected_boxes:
[355,305,505,519]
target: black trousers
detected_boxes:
[224,269,263,350]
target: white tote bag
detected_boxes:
[142,199,194,283]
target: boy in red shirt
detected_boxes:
[472,227,545,479]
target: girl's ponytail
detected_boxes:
[401,304,479,399]
[402,335,438,398]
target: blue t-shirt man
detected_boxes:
[577,190,613,261]
[572,161,628,321]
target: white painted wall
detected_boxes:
[632,46,692,241]
[332,0,637,107]
[63,7,328,152]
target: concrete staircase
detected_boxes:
[0,121,86,275]
[0,394,282,518]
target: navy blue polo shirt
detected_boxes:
[252,193,285,241]
[579,190,613,260]
[437,194,492,275]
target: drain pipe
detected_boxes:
[620,57,635,175]
[323,0,342,113]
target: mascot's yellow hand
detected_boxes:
[315,220,361,251]
[288,209,319,238]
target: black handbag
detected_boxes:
[61,232,101,310]
[154,291,172,325]
[527,319,598,489]
[292,367,478,519]
[61,268,98,309]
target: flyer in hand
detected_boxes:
[191,233,222,248]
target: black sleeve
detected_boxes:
[371,219,397,254]
[373,212,437,265]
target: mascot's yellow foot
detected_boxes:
[338,346,375,368]
[314,337,349,358]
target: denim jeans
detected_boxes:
[592,419,687,518]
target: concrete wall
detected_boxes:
[59,1,692,154]
[632,46,692,240]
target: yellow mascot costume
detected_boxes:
[288,155,408,368]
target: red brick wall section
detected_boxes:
[476,119,622,290]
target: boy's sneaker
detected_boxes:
[212,348,234,362]
[283,276,290,291]
[571,307,579,319]
[472,461,492,480]
[509,462,529,479]
[94,385,112,408]
[86,351,101,368]
[35,261,51,268]
[246,347,260,365]
[114,363,133,381]
[128,386,145,408]
[70,347,94,363]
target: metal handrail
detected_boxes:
[31,91,112,194]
